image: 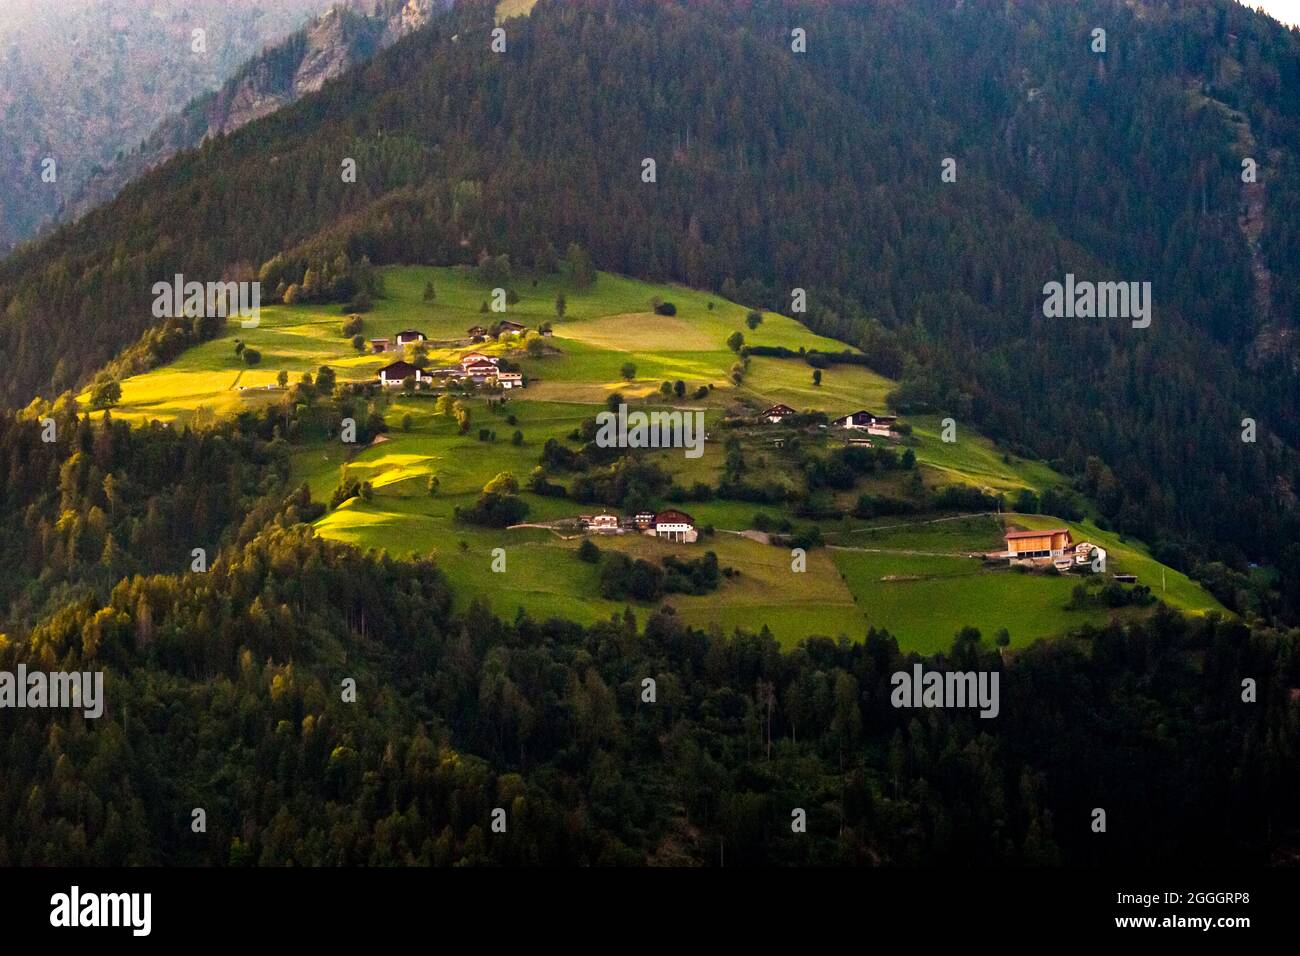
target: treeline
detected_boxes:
[0,519,1296,866]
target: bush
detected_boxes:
[344,293,372,313]
[599,552,664,601]
[341,314,364,336]
[654,301,677,316]
[577,539,601,563]
[455,492,529,527]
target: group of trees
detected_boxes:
[0,403,293,637]
[598,550,725,602]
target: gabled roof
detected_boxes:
[378,360,420,378]
[1004,528,1071,540]
[655,509,695,525]
[395,329,426,340]
[763,403,796,416]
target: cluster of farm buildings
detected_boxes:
[373,326,528,390]
[580,509,698,543]
[990,528,1123,577]
[761,403,900,444]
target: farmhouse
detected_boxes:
[867,414,898,438]
[466,325,487,338]
[395,330,427,345]
[378,360,426,387]
[497,372,523,389]
[497,320,527,336]
[369,338,391,354]
[582,513,621,533]
[650,509,697,543]
[832,410,875,429]
[1004,528,1073,561]
[464,361,499,382]
[761,403,797,424]
[459,351,499,368]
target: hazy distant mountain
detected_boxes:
[0,0,328,253]
[58,0,449,229]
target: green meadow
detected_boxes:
[79,264,1225,649]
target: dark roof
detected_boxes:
[379,361,419,378]
[834,410,874,423]
[395,329,426,339]
[763,404,796,416]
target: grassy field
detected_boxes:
[830,548,1101,654]
[79,264,1225,649]
[496,0,538,23]
[908,416,1062,494]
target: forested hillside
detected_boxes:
[2,0,1300,605]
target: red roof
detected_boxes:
[1004,528,1071,540]
[655,509,695,526]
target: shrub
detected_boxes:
[455,492,529,528]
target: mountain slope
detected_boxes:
[2,0,1299,604]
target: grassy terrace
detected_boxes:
[79,265,1226,649]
